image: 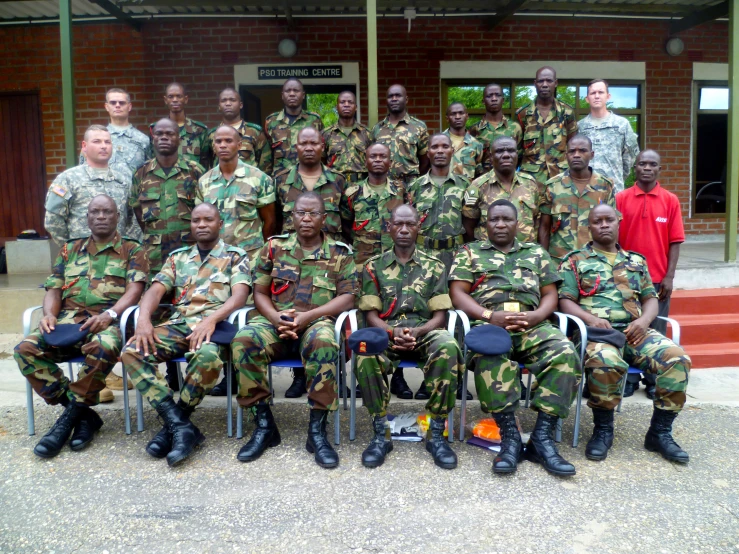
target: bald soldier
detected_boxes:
[442,102,485,181]
[322,90,372,184]
[149,82,208,165]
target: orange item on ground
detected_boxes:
[472,418,501,441]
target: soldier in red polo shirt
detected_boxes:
[616,149,685,398]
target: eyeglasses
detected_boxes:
[106,100,128,106]
[294,210,325,218]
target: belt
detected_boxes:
[345,172,368,183]
[416,234,464,250]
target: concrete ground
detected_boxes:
[0,343,738,554]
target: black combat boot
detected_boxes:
[146,403,197,459]
[155,398,205,467]
[414,381,431,400]
[165,361,182,391]
[425,417,457,469]
[491,412,523,474]
[585,408,614,461]
[68,405,104,451]
[285,367,307,398]
[361,416,393,468]
[644,408,689,464]
[238,403,281,462]
[33,401,82,458]
[209,369,238,396]
[390,368,412,399]
[305,409,339,468]
[525,411,576,476]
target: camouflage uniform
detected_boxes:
[130,156,204,278]
[264,110,324,176]
[231,233,357,411]
[274,164,347,241]
[516,99,578,193]
[558,243,690,412]
[339,177,405,268]
[196,159,276,258]
[463,170,542,243]
[442,129,485,181]
[44,164,136,245]
[355,249,460,417]
[121,240,251,409]
[540,169,616,265]
[406,171,469,269]
[149,118,208,166]
[200,120,271,172]
[578,112,640,192]
[469,116,523,174]
[322,122,372,183]
[449,240,579,418]
[14,233,148,406]
[370,113,429,186]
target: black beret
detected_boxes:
[586,327,626,349]
[348,327,389,355]
[465,324,512,356]
[43,324,88,347]
[210,321,238,345]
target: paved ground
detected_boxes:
[1,348,738,554]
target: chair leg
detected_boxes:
[26,381,35,436]
[136,390,145,432]
[447,409,454,444]
[555,417,562,443]
[226,360,233,438]
[176,361,184,395]
[67,362,74,381]
[572,368,585,447]
[349,353,356,441]
[459,366,469,441]
[123,365,131,435]
[342,349,348,411]
[236,405,244,440]
[524,370,532,408]
[617,373,627,413]
[268,365,274,406]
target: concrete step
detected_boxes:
[683,342,739,369]
[671,288,739,316]
[674,313,739,346]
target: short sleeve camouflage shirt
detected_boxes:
[264,110,324,177]
[442,129,485,181]
[406,171,469,242]
[370,113,429,181]
[322,122,372,178]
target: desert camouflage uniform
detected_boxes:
[200,120,271,172]
[14,233,148,406]
[541,169,616,265]
[559,243,690,412]
[578,112,640,192]
[470,116,523,174]
[339,177,405,268]
[274,164,347,241]
[44,164,137,245]
[356,248,460,417]
[121,240,251,409]
[264,110,324,176]
[406,171,469,269]
[130,156,204,278]
[231,233,357,411]
[516,99,578,193]
[196,159,276,258]
[370,113,429,186]
[442,129,485,181]
[322,122,372,183]
[463,170,542,243]
[449,240,579,418]
[148,118,208,166]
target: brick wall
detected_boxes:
[0,16,730,235]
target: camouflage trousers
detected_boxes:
[585,328,690,412]
[232,315,339,411]
[468,322,579,418]
[14,326,121,406]
[121,322,226,409]
[355,329,461,417]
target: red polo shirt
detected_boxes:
[616,182,685,284]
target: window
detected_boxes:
[693,83,728,215]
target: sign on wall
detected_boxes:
[257,65,343,80]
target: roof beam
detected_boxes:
[669,1,728,34]
[89,0,142,30]
[486,0,527,30]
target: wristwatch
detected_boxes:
[105,309,118,320]
[481,309,493,322]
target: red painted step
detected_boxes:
[682,342,739,369]
[671,288,739,316]
[673,314,739,346]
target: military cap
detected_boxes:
[43,324,88,347]
[348,327,389,355]
[586,327,626,349]
[465,324,512,356]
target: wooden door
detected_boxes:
[0,91,47,243]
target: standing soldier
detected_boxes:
[200,87,271,172]
[231,192,357,469]
[355,204,461,469]
[516,67,578,195]
[14,195,147,457]
[539,134,616,266]
[443,102,484,181]
[371,84,430,187]
[264,79,324,177]
[322,90,371,184]
[340,143,405,269]
[149,83,208,166]
[470,83,522,174]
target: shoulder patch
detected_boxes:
[169,246,191,255]
[122,236,142,244]
[365,252,383,264]
[190,120,207,129]
[245,121,263,132]
[560,249,583,263]
[626,250,647,264]
[344,184,360,198]
[515,104,530,115]
[517,171,536,182]
[334,240,353,254]
[226,245,248,256]
[267,234,290,241]
[49,182,69,198]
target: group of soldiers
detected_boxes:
[16,66,691,474]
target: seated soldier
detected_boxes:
[450,199,580,476]
[121,203,251,467]
[231,191,357,469]
[558,204,690,464]
[355,205,460,469]
[14,195,148,458]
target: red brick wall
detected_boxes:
[0,16,730,235]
